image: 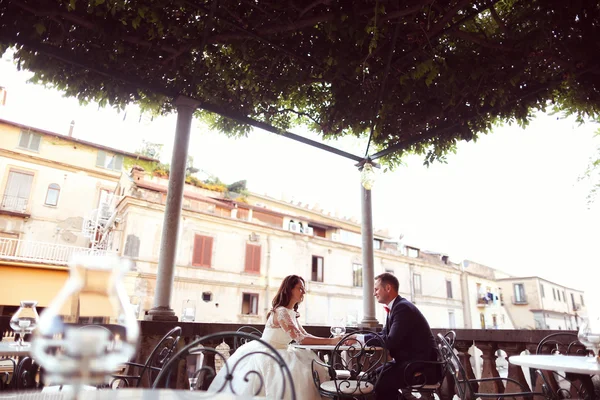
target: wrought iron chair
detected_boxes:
[399,331,455,400]
[534,332,595,400]
[437,333,548,400]
[312,330,388,398]
[152,331,296,399]
[234,325,262,349]
[110,326,182,388]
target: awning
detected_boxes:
[0,265,70,312]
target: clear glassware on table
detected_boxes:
[9,300,39,347]
[31,254,140,391]
[578,316,600,362]
[330,317,346,338]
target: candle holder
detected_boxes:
[9,301,39,348]
[31,254,139,387]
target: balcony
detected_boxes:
[0,238,113,265]
[0,194,29,216]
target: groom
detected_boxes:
[359,273,442,400]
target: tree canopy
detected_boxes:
[1,0,599,166]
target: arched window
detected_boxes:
[45,183,60,206]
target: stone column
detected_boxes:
[145,96,199,321]
[359,185,378,328]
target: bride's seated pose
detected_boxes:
[208,274,340,399]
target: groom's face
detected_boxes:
[373,279,392,304]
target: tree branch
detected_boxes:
[451,29,517,51]
[489,5,509,36]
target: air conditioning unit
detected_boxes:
[304,227,314,236]
[331,233,340,242]
[289,222,300,232]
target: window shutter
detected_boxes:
[192,235,203,266]
[19,131,30,148]
[252,245,261,273]
[114,155,124,171]
[202,236,213,267]
[30,133,41,151]
[96,150,106,167]
[244,244,252,272]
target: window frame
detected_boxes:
[413,273,422,295]
[192,234,214,268]
[446,279,453,299]
[96,150,124,172]
[241,292,259,315]
[18,130,42,152]
[311,255,324,282]
[2,169,34,213]
[514,283,526,303]
[44,183,61,206]
[352,263,363,287]
[540,284,545,298]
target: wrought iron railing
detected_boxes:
[0,194,28,213]
[0,238,114,265]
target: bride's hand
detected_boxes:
[330,337,341,345]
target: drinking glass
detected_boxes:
[9,301,39,348]
[330,317,346,338]
[578,316,600,362]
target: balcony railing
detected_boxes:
[0,238,114,265]
[0,194,28,213]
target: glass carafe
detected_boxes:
[9,301,39,347]
[31,254,140,386]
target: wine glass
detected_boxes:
[330,317,346,338]
[578,316,600,362]
[9,300,39,348]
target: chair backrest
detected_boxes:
[317,330,388,397]
[234,326,262,349]
[137,326,182,387]
[437,332,475,400]
[536,332,587,356]
[152,331,296,400]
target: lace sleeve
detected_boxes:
[274,308,308,343]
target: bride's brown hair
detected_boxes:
[267,275,305,318]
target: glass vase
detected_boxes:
[31,254,139,386]
[9,301,39,347]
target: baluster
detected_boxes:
[455,340,478,392]
[501,342,530,399]
[477,341,504,394]
[438,367,456,400]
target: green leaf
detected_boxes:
[34,23,46,35]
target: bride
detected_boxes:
[207,275,339,399]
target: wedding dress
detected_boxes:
[207,307,328,399]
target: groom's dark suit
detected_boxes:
[364,296,441,400]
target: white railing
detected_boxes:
[0,238,114,265]
[1,194,28,213]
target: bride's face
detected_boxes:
[291,281,306,304]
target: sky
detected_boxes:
[1,51,599,296]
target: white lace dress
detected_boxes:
[207,307,328,399]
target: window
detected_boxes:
[242,293,259,315]
[2,170,33,213]
[552,288,556,300]
[413,274,422,295]
[311,256,324,282]
[202,292,213,302]
[581,294,585,307]
[448,311,456,329]
[192,234,213,267]
[373,239,382,250]
[540,284,545,298]
[514,283,526,303]
[446,280,453,299]
[96,150,124,171]
[244,243,261,273]
[480,313,486,329]
[352,263,363,287]
[571,293,576,309]
[406,246,419,258]
[18,130,41,151]
[563,291,566,303]
[44,183,60,206]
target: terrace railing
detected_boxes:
[0,238,114,265]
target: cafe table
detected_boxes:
[509,354,600,375]
[0,389,265,400]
